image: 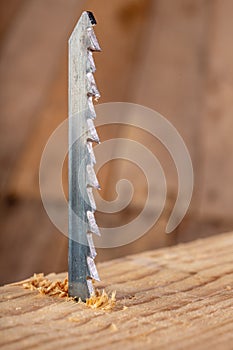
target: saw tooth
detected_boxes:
[86,118,100,143]
[86,72,100,99]
[87,27,101,52]
[86,96,96,119]
[86,141,96,164]
[86,187,96,211]
[87,233,97,258]
[86,164,100,189]
[86,51,96,73]
[87,210,100,236]
[87,279,95,295]
[87,256,100,281]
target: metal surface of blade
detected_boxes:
[68,11,101,301]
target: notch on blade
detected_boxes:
[87,233,97,259]
[86,72,100,99]
[86,164,100,189]
[87,51,96,73]
[87,210,100,236]
[86,97,96,119]
[87,256,100,281]
[87,27,101,52]
[86,187,96,211]
[86,141,96,164]
[87,119,100,143]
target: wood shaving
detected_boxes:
[109,323,118,332]
[21,273,116,310]
[86,289,116,310]
[22,273,69,298]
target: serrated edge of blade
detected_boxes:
[87,256,100,281]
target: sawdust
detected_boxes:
[86,289,116,311]
[22,273,69,298]
[20,273,116,310]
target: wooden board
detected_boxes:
[1,232,233,350]
[1,0,233,289]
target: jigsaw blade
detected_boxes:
[68,11,101,301]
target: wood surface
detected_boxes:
[1,232,233,350]
[0,0,233,286]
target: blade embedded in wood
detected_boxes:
[68,11,101,301]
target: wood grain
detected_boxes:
[1,0,233,290]
[1,232,233,350]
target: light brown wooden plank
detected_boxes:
[0,232,233,350]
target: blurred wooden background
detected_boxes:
[0,0,233,285]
